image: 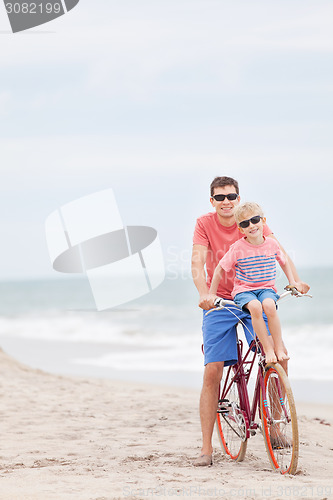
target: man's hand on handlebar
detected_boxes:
[198,293,218,310]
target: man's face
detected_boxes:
[210,185,240,220]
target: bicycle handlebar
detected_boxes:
[277,286,312,301]
[212,286,312,312]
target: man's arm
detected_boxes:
[191,244,216,310]
[267,233,310,294]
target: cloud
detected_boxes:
[0,0,332,278]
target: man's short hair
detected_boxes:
[210,176,239,197]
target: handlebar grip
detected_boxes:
[284,285,313,298]
[214,297,225,308]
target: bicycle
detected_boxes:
[208,286,312,475]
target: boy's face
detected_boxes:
[210,185,240,220]
[238,211,265,239]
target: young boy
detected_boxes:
[209,201,299,364]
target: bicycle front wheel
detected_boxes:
[260,363,299,474]
[216,367,248,462]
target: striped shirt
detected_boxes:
[219,236,286,298]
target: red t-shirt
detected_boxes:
[192,212,272,300]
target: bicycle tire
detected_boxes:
[260,362,299,474]
[215,367,248,462]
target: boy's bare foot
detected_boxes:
[277,351,290,362]
[265,351,277,364]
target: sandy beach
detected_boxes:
[0,348,332,500]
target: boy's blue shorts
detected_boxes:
[234,289,280,311]
[202,303,270,366]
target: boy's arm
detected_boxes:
[267,233,310,294]
[279,258,302,291]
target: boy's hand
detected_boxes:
[295,281,310,294]
[289,281,310,293]
[199,293,218,310]
[287,282,310,294]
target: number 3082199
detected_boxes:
[5,3,62,14]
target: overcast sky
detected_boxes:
[0,0,332,280]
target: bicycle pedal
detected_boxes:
[217,407,229,414]
[218,399,231,414]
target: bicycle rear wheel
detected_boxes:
[260,363,299,474]
[215,367,248,462]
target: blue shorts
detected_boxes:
[202,303,270,366]
[234,289,280,311]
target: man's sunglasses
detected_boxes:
[212,193,238,202]
[238,215,262,229]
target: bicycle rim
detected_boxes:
[216,370,248,462]
[260,363,299,474]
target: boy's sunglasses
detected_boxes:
[238,215,261,229]
[238,215,262,229]
[212,193,238,202]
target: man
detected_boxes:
[191,176,310,466]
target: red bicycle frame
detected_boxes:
[220,337,275,438]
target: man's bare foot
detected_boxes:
[193,454,213,466]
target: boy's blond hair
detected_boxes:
[234,202,265,225]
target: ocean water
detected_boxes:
[0,267,332,398]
